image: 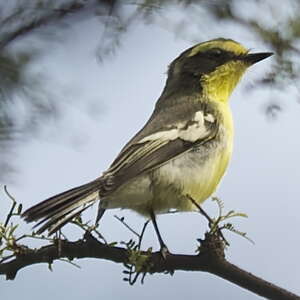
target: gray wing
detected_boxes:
[101,106,218,194]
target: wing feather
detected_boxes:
[101,109,218,194]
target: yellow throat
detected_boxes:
[189,39,250,103]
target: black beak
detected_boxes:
[243,52,273,65]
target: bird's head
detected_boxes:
[164,38,273,103]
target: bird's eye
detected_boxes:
[207,48,223,57]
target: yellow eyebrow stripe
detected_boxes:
[188,39,248,57]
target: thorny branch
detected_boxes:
[0,0,118,50]
[0,231,299,300]
[0,189,299,299]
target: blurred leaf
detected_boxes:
[264,102,282,120]
[0,51,32,101]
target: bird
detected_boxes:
[22,38,272,253]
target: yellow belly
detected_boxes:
[151,128,233,213]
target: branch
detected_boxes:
[0,1,81,49]
[0,232,298,300]
[0,0,118,49]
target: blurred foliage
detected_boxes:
[0,0,300,180]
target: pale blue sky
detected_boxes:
[1,4,300,299]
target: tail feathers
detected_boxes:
[22,180,100,235]
[36,202,93,235]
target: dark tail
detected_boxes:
[22,180,101,235]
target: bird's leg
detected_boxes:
[187,194,229,245]
[150,210,169,258]
[186,195,213,225]
[95,206,106,226]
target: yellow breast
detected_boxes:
[152,101,234,213]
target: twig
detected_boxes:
[186,195,213,224]
[114,215,140,238]
[58,258,81,269]
[187,195,229,246]
[0,186,18,245]
[0,1,87,49]
[71,218,107,244]
[15,234,53,243]
[3,186,17,228]
[137,220,149,249]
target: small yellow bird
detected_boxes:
[22,38,272,252]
